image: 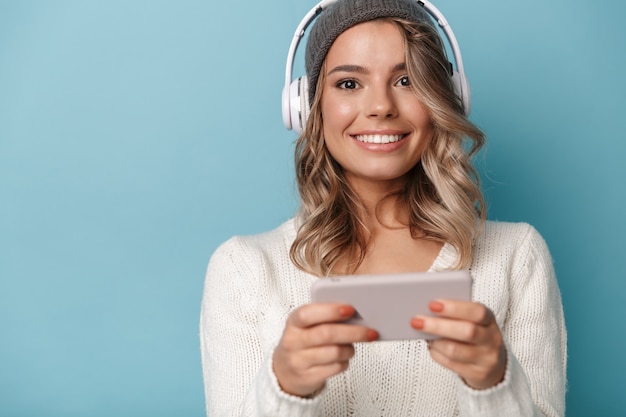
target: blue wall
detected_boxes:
[1,1,624,415]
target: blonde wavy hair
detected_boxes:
[290,17,486,277]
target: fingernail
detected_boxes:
[411,317,424,329]
[339,305,355,317]
[367,329,379,341]
[429,301,444,313]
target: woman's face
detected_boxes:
[321,20,432,191]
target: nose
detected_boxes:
[365,84,398,119]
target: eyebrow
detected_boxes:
[327,62,406,75]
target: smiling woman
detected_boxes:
[321,22,432,188]
[294,13,485,277]
[199,0,566,416]
[2,0,625,416]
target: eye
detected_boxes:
[395,75,410,87]
[336,79,358,90]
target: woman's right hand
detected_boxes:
[272,303,379,398]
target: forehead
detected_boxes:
[325,20,405,67]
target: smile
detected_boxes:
[354,134,406,144]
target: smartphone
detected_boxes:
[310,270,472,341]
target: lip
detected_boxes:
[351,129,408,137]
[349,130,410,152]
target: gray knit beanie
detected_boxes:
[305,0,435,102]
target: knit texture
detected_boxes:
[305,0,434,102]
[200,220,567,416]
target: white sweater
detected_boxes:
[200,219,566,417]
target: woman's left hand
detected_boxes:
[410,300,506,390]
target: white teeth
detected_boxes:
[355,134,403,144]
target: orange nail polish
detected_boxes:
[411,317,424,329]
[339,305,355,317]
[367,329,379,341]
[429,301,444,313]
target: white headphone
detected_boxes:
[282,0,471,134]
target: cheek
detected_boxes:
[321,97,357,131]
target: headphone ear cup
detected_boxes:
[451,70,471,115]
[282,83,293,130]
[299,75,310,133]
[288,78,300,132]
[288,75,310,134]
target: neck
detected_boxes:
[346,175,409,231]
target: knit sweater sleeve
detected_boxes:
[456,224,567,417]
[199,235,322,417]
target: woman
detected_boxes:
[200,0,566,415]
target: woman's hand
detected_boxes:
[273,303,378,398]
[411,300,506,390]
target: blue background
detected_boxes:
[1,0,624,416]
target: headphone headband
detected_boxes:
[282,0,470,133]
